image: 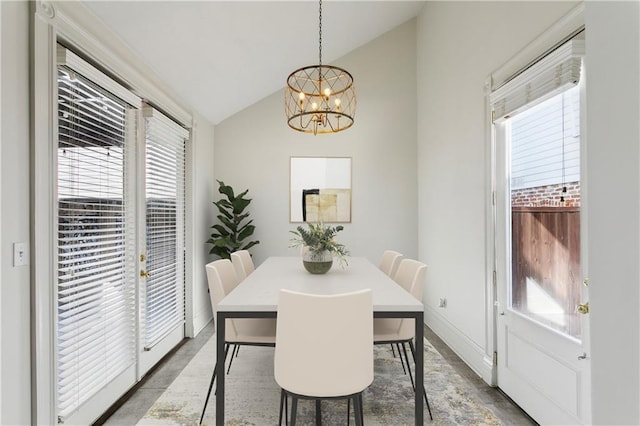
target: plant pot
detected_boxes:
[302,247,333,274]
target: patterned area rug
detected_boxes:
[138,335,501,425]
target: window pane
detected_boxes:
[509,85,582,339]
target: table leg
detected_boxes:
[216,312,226,425]
[415,311,424,425]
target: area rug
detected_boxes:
[138,335,501,426]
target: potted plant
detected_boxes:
[207,180,259,259]
[289,222,349,274]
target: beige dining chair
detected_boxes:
[229,250,257,365]
[231,249,255,281]
[373,258,432,420]
[378,250,403,279]
[275,289,373,426]
[200,259,276,424]
[378,250,404,360]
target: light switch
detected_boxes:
[13,242,29,267]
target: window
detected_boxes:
[508,85,582,338]
[491,37,585,339]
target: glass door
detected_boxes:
[138,107,188,374]
[55,47,188,423]
[495,80,590,424]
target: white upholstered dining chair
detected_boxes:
[378,250,404,360]
[378,250,403,279]
[373,258,433,420]
[200,259,276,424]
[275,289,373,426]
[231,249,255,281]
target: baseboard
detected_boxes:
[425,305,495,385]
[193,313,213,337]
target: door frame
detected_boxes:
[31,3,194,424]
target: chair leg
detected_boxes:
[285,392,289,426]
[347,398,351,426]
[353,393,363,426]
[290,396,298,426]
[279,390,286,426]
[315,400,322,425]
[391,343,397,357]
[401,342,416,390]
[408,340,433,421]
[397,343,407,374]
[199,343,230,424]
[227,344,240,374]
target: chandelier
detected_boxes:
[284,0,356,135]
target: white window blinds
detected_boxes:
[56,47,140,419]
[490,39,584,122]
[142,106,188,349]
[510,85,581,190]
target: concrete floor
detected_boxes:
[99,323,536,425]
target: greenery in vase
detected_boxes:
[290,222,349,267]
[207,180,259,259]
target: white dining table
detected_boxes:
[215,256,425,425]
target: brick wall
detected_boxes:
[511,181,580,207]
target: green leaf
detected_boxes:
[218,215,237,233]
[232,197,251,214]
[217,180,235,200]
[241,240,260,251]
[211,224,230,236]
[238,224,255,240]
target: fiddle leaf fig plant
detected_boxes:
[207,180,259,259]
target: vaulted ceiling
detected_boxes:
[83,1,425,125]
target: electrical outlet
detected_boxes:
[13,242,29,267]
[438,297,447,308]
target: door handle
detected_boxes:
[577,352,587,360]
[140,270,149,278]
[577,302,589,314]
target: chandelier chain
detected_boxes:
[318,0,322,66]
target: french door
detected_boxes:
[138,106,188,374]
[493,44,590,424]
[55,46,187,424]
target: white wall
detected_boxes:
[214,20,418,267]
[585,2,639,423]
[190,112,216,335]
[1,2,31,424]
[416,0,578,380]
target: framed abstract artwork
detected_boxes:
[290,157,351,223]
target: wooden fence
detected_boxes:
[511,206,581,336]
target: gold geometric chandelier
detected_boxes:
[284,0,356,135]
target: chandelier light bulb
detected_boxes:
[323,87,331,98]
[311,102,318,111]
[298,92,305,101]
